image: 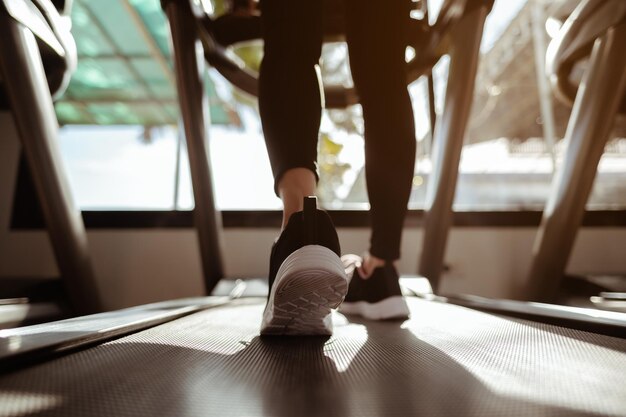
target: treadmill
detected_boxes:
[0,291,625,416]
[1,0,625,415]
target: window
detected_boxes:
[56,108,281,211]
[44,0,626,218]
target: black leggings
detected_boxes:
[259,0,416,260]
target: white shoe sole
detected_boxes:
[260,245,349,336]
[339,296,410,320]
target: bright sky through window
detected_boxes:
[55,0,626,211]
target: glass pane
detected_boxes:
[55,0,626,212]
[71,3,116,57]
[81,0,152,56]
[176,107,281,210]
[590,142,626,208]
[68,58,151,100]
[55,102,90,125]
[272,0,626,211]
[86,103,171,125]
[58,125,178,210]
[56,0,237,126]
[128,0,173,58]
[129,58,176,99]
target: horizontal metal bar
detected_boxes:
[11,209,626,230]
[58,99,179,105]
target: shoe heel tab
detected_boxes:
[303,196,317,245]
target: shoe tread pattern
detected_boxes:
[262,270,347,336]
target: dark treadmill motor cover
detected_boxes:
[1,298,625,416]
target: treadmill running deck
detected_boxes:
[1,297,625,417]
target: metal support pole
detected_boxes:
[530,0,557,171]
[421,74,437,158]
[165,1,225,293]
[424,0,436,156]
[0,16,103,315]
[523,23,626,302]
[173,122,183,210]
[418,7,488,292]
[427,73,437,153]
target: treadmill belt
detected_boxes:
[1,298,625,417]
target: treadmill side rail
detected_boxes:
[0,296,231,371]
[445,293,626,338]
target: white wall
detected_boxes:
[2,112,626,310]
[2,225,626,311]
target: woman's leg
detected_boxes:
[344,0,416,272]
[259,1,348,336]
[259,0,324,228]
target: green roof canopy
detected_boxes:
[55,0,238,126]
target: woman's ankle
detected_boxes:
[277,168,317,229]
[358,252,387,279]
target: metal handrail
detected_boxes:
[546,0,626,110]
[166,0,494,109]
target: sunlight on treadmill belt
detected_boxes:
[1,298,625,417]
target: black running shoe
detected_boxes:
[260,196,349,336]
[339,255,410,320]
